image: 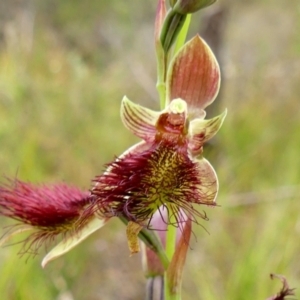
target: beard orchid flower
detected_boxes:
[0,35,225,266]
[89,35,226,227]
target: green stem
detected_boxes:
[173,14,191,55]
[164,277,181,300]
[156,53,167,110]
[164,273,180,300]
[156,35,168,109]
[165,217,177,261]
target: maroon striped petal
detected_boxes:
[166,35,220,117]
[167,213,192,296]
[193,157,218,205]
[142,207,189,277]
[188,110,227,155]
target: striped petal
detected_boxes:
[194,157,218,205]
[166,35,220,117]
[121,96,160,142]
[188,109,227,154]
[167,214,192,296]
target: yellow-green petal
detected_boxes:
[121,96,160,142]
[41,217,107,268]
[189,109,227,154]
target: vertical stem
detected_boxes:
[164,273,180,300]
[173,14,191,55]
[165,215,177,261]
[156,52,167,110]
[156,11,193,300]
[162,15,192,299]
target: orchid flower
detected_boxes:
[0,0,225,276]
[0,35,224,267]
[0,180,106,258]
[86,34,226,243]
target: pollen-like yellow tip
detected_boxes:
[169,98,187,114]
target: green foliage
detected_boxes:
[0,0,299,299]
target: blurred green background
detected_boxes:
[0,0,300,299]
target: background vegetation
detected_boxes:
[0,0,299,299]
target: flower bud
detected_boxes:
[169,0,177,7]
[160,9,186,52]
[155,0,167,45]
[173,0,217,14]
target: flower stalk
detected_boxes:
[165,212,177,261]
[162,14,193,299]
